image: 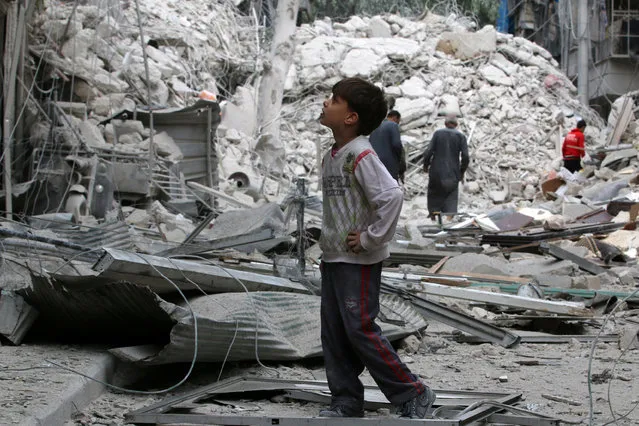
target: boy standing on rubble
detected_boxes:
[317,77,436,419]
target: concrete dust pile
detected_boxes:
[212,12,618,215]
[281,14,606,210]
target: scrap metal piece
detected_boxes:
[0,292,39,345]
[126,375,523,425]
[111,292,427,365]
[180,211,216,246]
[540,242,608,275]
[456,334,619,344]
[480,222,626,247]
[92,248,309,294]
[487,413,560,426]
[390,280,592,316]
[382,284,520,348]
[493,212,534,232]
[0,227,93,252]
[126,415,460,425]
[155,227,276,257]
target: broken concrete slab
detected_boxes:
[440,253,513,276]
[436,25,497,60]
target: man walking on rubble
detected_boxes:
[561,119,587,173]
[318,77,436,419]
[369,110,406,183]
[423,115,469,222]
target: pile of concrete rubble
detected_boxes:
[0,1,638,425]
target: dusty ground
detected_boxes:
[0,344,111,425]
[57,323,639,426]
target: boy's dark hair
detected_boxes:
[388,110,401,119]
[332,78,387,136]
[577,119,587,129]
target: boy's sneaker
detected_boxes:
[318,405,365,418]
[400,386,437,419]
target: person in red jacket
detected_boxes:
[561,120,586,173]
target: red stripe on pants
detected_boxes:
[359,265,422,394]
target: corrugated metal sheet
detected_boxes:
[49,220,136,251]
[20,276,174,343]
[111,292,428,365]
[92,248,311,294]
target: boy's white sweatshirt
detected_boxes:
[319,135,403,265]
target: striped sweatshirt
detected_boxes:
[319,135,403,265]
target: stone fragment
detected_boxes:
[62,28,96,60]
[78,120,107,147]
[366,17,392,38]
[399,76,430,98]
[479,64,513,86]
[150,131,183,161]
[465,181,480,193]
[400,335,421,355]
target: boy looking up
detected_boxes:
[318,77,436,419]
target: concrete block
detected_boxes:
[571,275,602,290]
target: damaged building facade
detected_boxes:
[498,0,639,113]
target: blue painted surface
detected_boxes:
[497,0,509,33]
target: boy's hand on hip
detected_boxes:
[346,231,363,253]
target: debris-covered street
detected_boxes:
[1,0,638,425]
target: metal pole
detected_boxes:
[577,0,590,106]
[206,106,214,207]
[295,178,306,276]
[3,2,25,219]
[134,0,155,185]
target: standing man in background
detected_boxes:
[561,119,587,173]
[369,110,406,183]
[423,115,469,222]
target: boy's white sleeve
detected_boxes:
[354,154,403,252]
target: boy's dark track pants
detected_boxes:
[320,261,425,409]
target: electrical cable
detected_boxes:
[46,251,199,395]
[602,328,639,426]
[171,254,280,377]
[587,288,639,426]
[160,256,241,383]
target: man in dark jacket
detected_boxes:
[423,116,469,221]
[369,110,405,182]
[561,120,586,173]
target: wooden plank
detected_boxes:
[415,282,592,316]
[428,256,449,274]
